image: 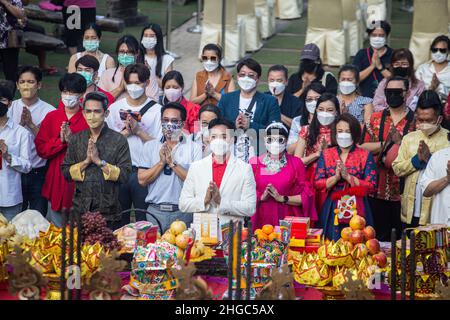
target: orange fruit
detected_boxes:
[257,232,268,242]
[268,232,277,242]
[254,228,263,236]
[262,224,274,235]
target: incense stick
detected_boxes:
[400,230,407,300]
[76,211,82,300]
[236,221,242,300]
[390,228,396,300]
[68,210,74,300]
[60,209,67,301]
[246,221,252,300]
[227,222,234,300]
[409,232,415,300]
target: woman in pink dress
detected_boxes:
[250,123,317,229]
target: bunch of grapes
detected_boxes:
[80,212,119,250]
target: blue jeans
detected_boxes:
[146,205,193,234]
[119,168,148,226]
[21,167,48,216]
[1,203,23,221]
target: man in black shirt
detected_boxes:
[266,65,302,129]
[286,43,338,97]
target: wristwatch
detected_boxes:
[98,160,107,168]
[282,196,289,204]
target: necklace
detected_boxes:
[262,153,287,174]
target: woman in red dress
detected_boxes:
[294,93,341,213]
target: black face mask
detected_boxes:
[393,67,409,78]
[385,89,405,108]
[301,60,318,73]
[0,102,7,117]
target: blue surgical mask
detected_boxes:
[118,54,136,67]
[83,40,100,52]
[78,71,94,86]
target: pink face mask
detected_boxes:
[164,88,183,102]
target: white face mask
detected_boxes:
[265,141,286,156]
[305,100,317,114]
[336,132,353,148]
[238,76,257,92]
[203,60,219,72]
[431,51,448,64]
[201,126,210,139]
[370,36,386,50]
[268,81,286,96]
[317,111,336,126]
[209,138,230,156]
[141,37,157,49]
[61,94,80,108]
[339,81,357,95]
[164,88,183,102]
[126,84,145,100]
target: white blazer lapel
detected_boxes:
[203,155,213,186]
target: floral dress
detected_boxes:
[314,146,378,240]
[299,125,333,213]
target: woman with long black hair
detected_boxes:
[294,92,341,212]
[141,23,174,100]
[98,35,155,101]
[287,82,326,154]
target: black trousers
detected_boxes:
[0,48,19,81]
[368,197,402,241]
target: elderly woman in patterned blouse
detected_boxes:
[337,64,374,126]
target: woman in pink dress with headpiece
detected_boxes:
[250,123,317,229]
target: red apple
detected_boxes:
[363,226,376,240]
[373,252,387,268]
[366,238,381,255]
[341,227,353,241]
[349,215,366,231]
[350,230,364,244]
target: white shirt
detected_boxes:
[145,54,175,96]
[287,115,302,147]
[8,98,55,168]
[414,170,425,218]
[106,97,162,166]
[0,118,32,207]
[420,147,450,225]
[239,96,257,121]
[415,60,450,99]
[139,134,202,205]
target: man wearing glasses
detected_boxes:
[218,58,281,158]
[138,102,202,232]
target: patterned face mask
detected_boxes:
[162,121,183,138]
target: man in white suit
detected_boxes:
[179,118,256,226]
